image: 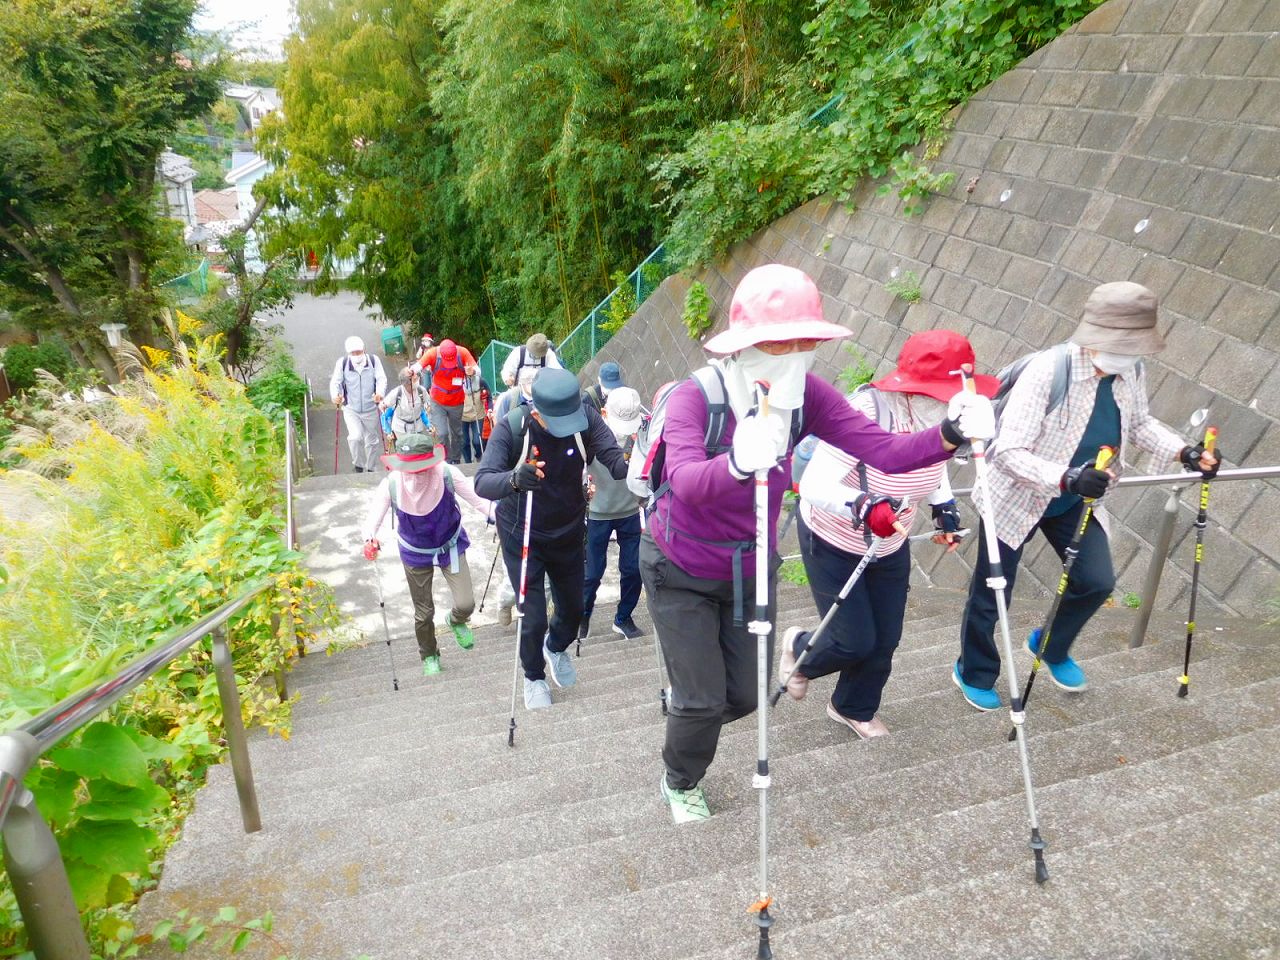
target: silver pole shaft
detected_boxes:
[750,459,772,905]
[3,787,90,960]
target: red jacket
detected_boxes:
[418,345,476,406]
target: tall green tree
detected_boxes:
[0,0,221,377]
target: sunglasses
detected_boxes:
[754,339,822,356]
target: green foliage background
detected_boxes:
[0,343,338,954]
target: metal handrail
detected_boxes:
[948,465,1279,499]
[302,376,312,465]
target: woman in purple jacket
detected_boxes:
[642,264,995,823]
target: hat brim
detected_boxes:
[539,408,589,438]
[1071,323,1166,356]
[599,375,624,390]
[703,318,851,355]
[380,445,448,472]
[872,371,1000,402]
[609,415,642,437]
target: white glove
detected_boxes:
[728,412,785,479]
[945,391,996,442]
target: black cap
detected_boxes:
[531,368,589,437]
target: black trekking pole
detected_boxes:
[637,505,668,715]
[478,530,501,612]
[1009,445,1114,741]
[746,383,775,959]
[952,363,1048,884]
[370,552,399,692]
[1178,426,1217,699]
[508,450,538,747]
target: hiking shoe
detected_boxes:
[826,701,888,739]
[778,626,808,701]
[523,677,552,709]
[611,618,644,640]
[354,465,365,473]
[952,662,1001,712]
[451,621,475,650]
[1025,635,1088,691]
[497,603,513,627]
[543,640,577,688]
[578,618,590,640]
[422,655,442,676]
[661,776,711,824]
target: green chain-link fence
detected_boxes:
[159,259,210,299]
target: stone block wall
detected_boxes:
[584,0,1280,616]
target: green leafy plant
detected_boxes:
[601,270,638,333]
[877,151,955,216]
[780,558,809,586]
[834,344,877,393]
[1122,591,1142,610]
[683,281,713,339]
[885,270,923,305]
[247,352,309,425]
[1,342,76,393]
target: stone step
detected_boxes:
[181,694,1280,959]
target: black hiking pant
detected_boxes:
[500,524,584,681]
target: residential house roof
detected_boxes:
[194,188,240,224]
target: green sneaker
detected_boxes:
[422,655,442,676]
[451,621,475,650]
[661,776,711,824]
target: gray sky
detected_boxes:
[195,0,294,57]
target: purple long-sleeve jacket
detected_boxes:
[649,373,953,581]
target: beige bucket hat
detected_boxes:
[1071,281,1166,356]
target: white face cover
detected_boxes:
[1091,351,1140,375]
[725,346,815,415]
[349,352,369,370]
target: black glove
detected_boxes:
[931,499,961,534]
[511,461,541,492]
[1061,461,1111,499]
[1180,444,1221,479]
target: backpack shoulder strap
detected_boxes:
[506,405,532,467]
[852,383,894,431]
[1045,343,1073,415]
[690,366,730,455]
[387,472,400,508]
[442,467,455,495]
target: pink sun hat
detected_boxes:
[704,264,852,355]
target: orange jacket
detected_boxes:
[418,344,476,406]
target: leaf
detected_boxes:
[64,857,112,910]
[60,819,157,875]
[120,726,184,763]
[231,930,252,953]
[80,779,171,821]
[151,920,174,940]
[49,723,149,787]
[106,872,135,905]
[217,906,238,923]
[26,765,81,826]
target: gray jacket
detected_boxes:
[587,454,640,521]
[329,354,387,415]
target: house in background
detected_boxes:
[156,150,198,232]
[188,187,242,259]
[225,152,272,271]
[222,84,282,132]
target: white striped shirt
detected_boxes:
[799,390,953,556]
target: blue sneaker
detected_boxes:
[543,639,577,688]
[952,662,1001,712]
[1026,634,1088,691]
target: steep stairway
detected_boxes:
[137,471,1280,959]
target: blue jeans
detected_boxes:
[461,419,484,463]
[958,500,1115,689]
[795,517,910,721]
[583,513,642,624]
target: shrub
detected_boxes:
[2,341,75,393]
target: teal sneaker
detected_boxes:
[952,661,1000,712]
[422,655,442,676]
[1026,633,1087,691]
[523,677,552,710]
[451,621,475,650]
[661,776,711,824]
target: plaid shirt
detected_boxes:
[977,342,1184,548]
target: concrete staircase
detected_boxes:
[137,471,1280,959]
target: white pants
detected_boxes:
[342,406,383,471]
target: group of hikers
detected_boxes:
[338,263,1221,824]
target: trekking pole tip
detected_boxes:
[1177,676,1190,698]
[768,687,784,708]
[507,718,516,747]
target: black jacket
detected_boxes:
[474,405,627,542]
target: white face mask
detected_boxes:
[1091,351,1140,375]
[349,352,369,370]
[725,347,815,414]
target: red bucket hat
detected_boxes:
[871,330,999,402]
[704,264,851,354]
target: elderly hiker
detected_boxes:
[460,362,492,464]
[582,361,625,414]
[781,330,996,740]
[380,366,432,444]
[580,386,646,642]
[500,332,563,386]
[640,263,995,823]
[330,336,387,473]
[952,281,1220,710]
[362,434,496,676]
[414,338,477,464]
[474,368,628,710]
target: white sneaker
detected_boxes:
[497,603,513,627]
[543,640,577,688]
[523,678,552,710]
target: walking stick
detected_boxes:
[478,531,501,612]
[637,505,669,715]
[333,406,342,475]
[746,383,775,959]
[1009,445,1114,741]
[953,363,1049,885]
[508,447,538,748]
[370,552,399,692]
[1178,426,1217,698]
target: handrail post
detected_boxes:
[3,787,89,960]
[210,626,262,833]
[271,610,288,702]
[1128,483,1185,648]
